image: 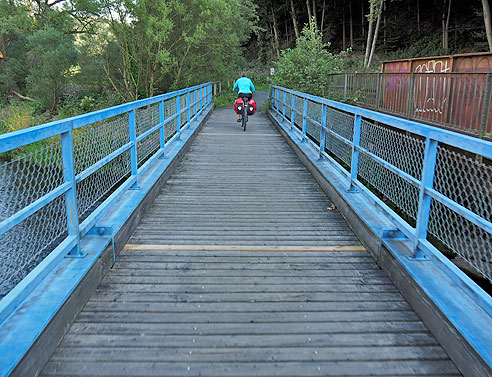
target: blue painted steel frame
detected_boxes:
[269,85,492,263]
[0,83,213,325]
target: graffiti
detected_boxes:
[413,60,450,117]
[414,59,451,74]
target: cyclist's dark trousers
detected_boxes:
[238,93,252,100]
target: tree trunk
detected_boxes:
[320,0,326,33]
[367,0,384,68]
[482,0,492,51]
[271,7,281,59]
[342,3,346,50]
[290,0,300,39]
[312,0,318,27]
[349,0,353,48]
[364,0,375,66]
[361,1,365,39]
[442,0,452,52]
[306,0,313,25]
[417,0,421,34]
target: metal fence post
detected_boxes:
[376,73,382,110]
[282,91,286,118]
[409,137,438,260]
[407,73,416,118]
[290,94,296,130]
[348,114,362,192]
[176,94,181,137]
[159,100,165,159]
[480,73,492,139]
[344,73,348,98]
[194,89,198,116]
[319,104,327,159]
[302,98,308,141]
[129,109,140,189]
[276,88,280,112]
[61,127,84,257]
[186,91,191,124]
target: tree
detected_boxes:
[26,26,77,113]
[364,0,384,68]
[442,0,452,52]
[482,0,492,52]
[273,22,347,97]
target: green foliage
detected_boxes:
[212,91,237,108]
[0,101,49,135]
[25,26,78,113]
[273,22,348,97]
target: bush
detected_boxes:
[273,22,349,97]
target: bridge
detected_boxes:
[0,83,491,376]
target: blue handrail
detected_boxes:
[0,82,213,315]
[270,85,492,281]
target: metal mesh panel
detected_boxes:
[137,129,160,165]
[324,108,354,168]
[358,153,420,221]
[76,149,132,221]
[0,194,67,299]
[164,99,177,140]
[136,104,159,136]
[293,95,303,131]
[179,94,188,126]
[429,147,492,280]
[360,120,425,180]
[284,92,293,122]
[0,142,63,219]
[73,115,129,175]
[306,100,322,142]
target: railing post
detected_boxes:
[276,88,280,112]
[186,91,191,124]
[407,73,416,118]
[200,86,204,111]
[282,91,287,118]
[319,104,327,159]
[302,98,308,141]
[158,100,165,159]
[271,87,276,110]
[61,126,84,257]
[480,73,492,139]
[290,94,295,130]
[375,73,382,109]
[409,137,438,260]
[129,109,140,189]
[348,114,362,192]
[176,94,181,137]
[194,89,198,117]
[344,73,348,98]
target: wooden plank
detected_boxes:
[123,244,366,252]
[42,360,461,377]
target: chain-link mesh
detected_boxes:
[0,142,66,299]
[429,146,492,280]
[136,104,159,137]
[164,98,177,140]
[358,119,424,222]
[306,100,322,142]
[324,108,354,168]
[74,114,131,221]
[292,95,303,132]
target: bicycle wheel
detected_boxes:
[242,102,247,131]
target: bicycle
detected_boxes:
[240,96,249,131]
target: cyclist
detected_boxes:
[233,73,255,122]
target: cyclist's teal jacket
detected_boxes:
[233,77,255,94]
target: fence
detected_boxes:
[328,72,492,139]
[270,85,492,283]
[0,83,213,301]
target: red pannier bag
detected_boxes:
[233,98,244,114]
[247,99,257,115]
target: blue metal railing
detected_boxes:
[0,83,213,311]
[270,85,492,282]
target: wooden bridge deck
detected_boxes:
[41,105,460,376]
